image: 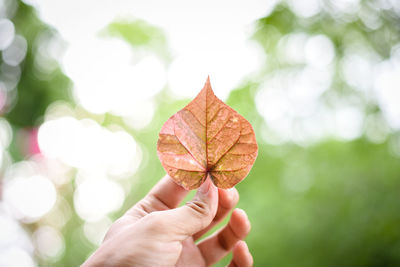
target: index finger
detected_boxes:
[126,175,189,218]
[147,175,190,209]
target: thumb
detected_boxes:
[162,177,218,239]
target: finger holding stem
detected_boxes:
[194,186,239,240]
[197,208,251,266]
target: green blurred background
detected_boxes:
[1,0,400,266]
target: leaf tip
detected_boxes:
[203,75,215,96]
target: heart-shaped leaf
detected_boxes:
[157,77,258,189]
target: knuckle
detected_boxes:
[136,198,154,214]
[186,200,211,219]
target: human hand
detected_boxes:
[81,175,253,267]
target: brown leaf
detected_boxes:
[157,77,258,189]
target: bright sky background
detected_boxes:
[28,0,275,116]
[26,0,400,137]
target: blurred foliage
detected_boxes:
[1,0,400,267]
[253,2,399,124]
[103,19,172,63]
[243,140,400,266]
[1,2,72,128]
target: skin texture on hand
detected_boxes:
[81,176,253,267]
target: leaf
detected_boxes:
[157,77,258,189]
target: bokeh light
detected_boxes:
[288,0,321,18]
[0,205,34,259]
[74,177,125,222]
[83,217,113,245]
[4,174,57,222]
[374,59,400,129]
[2,35,28,66]
[334,106,364,140]
[0,19,15,50]
[38,116,141,177]
[168,40,265,100]
[304,34,335,67]
[0,247,36,267]
[33,226,65,260]
[0,118,12,149]
[64,39,167,115]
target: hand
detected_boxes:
[82,176,253,267]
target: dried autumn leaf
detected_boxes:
[157,77,258,189]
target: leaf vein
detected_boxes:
[211,164,249,173]
[207,116,232,144]
[163,163,206,173]
[173,119,206,171]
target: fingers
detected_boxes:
[157,177,219,240]
[227,241,253,267]
[193,187,239,240]
[197,209,251,266]
[125,175,189,220]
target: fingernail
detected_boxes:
[198,178,211,195]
